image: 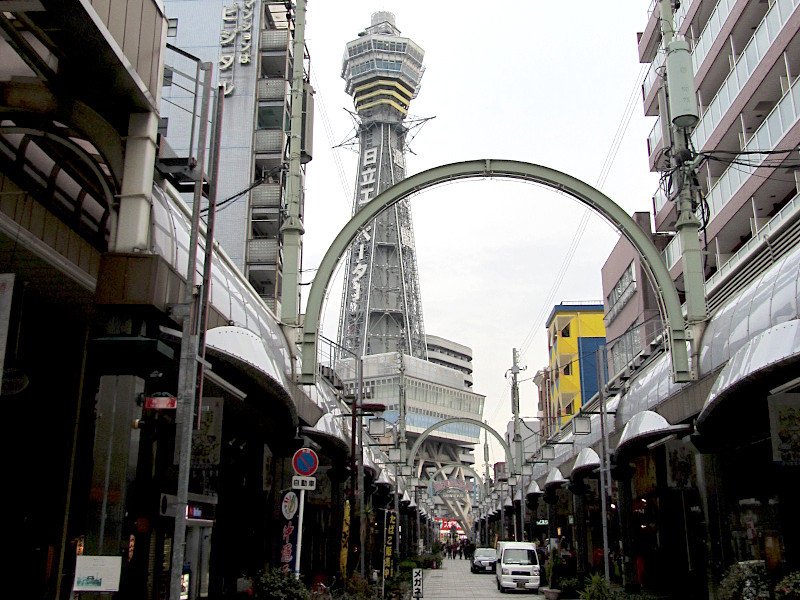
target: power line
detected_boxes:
[517,64,648,358]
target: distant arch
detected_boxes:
[426,463,485,500]
[407,417,515,474]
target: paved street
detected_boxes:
[420,556,544,600]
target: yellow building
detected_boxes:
[544,302,606,435]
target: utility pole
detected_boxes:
[170,61,213,600]
[510,349,524,540]
[280,0,307,326]
[658,0,707,374]
[484,424,491,545]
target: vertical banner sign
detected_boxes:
[412,568,423,598]
[340,500,350,576]
[278,490,299,572]
[383,510,397,582]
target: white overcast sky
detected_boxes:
[301,1,660,468]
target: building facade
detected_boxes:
[0,2,441,598]
[160,0,313,316]
[425,333,475,388]
[510,2,800,597]
[544,302,606,434]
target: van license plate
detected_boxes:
[517,582,526,589]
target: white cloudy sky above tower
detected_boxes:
[302,1,659,466]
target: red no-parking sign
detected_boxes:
[292,448,319,477]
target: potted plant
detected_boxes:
[579,573,609,600]
[253,567,311,600]
[718,560,771,600]
[542,548,564,600]
[775,571,800,600]
[559,576,582,599]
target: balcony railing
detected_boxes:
[648,117,663,156]
[691,0,799,152]
[251,183,282,208]
[643,50,666,100]
[258,78,290,100]
[705,189,800,293]
[674,0,693,31]
[653,185,669,214]
[260,29,289,51]
[254,129,286,154]
[248,238,280,263]
[691,0,738,75]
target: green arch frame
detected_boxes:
[300,159,691,384]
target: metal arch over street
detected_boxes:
[299,159,692,385]
[426,463,485,499]
[407,417,515,474]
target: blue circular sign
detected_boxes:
[292,448,319,476]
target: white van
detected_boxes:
[495,541,541,593]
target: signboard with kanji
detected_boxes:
[277,490,299,572]
[412,568,423,598]
[383,510,397,581]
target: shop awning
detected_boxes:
[526,480,542,496]
[570,447,601,479]
[300,411,350,456]
[615,410,691,459]
[697,319,800,433]
[544,467,567,489]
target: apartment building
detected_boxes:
[641,0,800,315]
[544,302,606,434]
[160,0,313,315]
[579,1,800,594]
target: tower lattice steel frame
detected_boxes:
[338,12,427,360]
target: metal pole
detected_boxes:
[295,488,306,578]
[358,358,366,577]
[596,348,611,585]
[280,0,307,325]
[195,85,224,426]
[658,0,706,373]
[170,61,213,600]
[511,350,524,541]
[394,462,400,572]
[398,353,406,563]
[415,486,421,554]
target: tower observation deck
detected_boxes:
[338,12,427,360]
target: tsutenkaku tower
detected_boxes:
[338,12,427,359]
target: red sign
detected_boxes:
[144,396,177,409]
[292,448,319,476]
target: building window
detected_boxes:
[606,261,637,324]
[163,66,173,87]
[158,117,168,138]
[167,18,178,37]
